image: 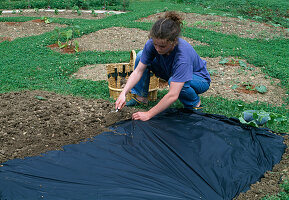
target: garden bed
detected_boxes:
[0,20,66,41]
[0,8,288,200]
[138,12,289,39]
[0,90,138,163]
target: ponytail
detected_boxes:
[149,11,183,42]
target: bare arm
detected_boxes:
[115,61,147,110]
[132,81,184,121]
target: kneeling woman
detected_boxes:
[115,11,211,121]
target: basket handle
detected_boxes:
[129,50,136,69]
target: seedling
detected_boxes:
[74,40,79,52]
[54,8,59,15]
[208,69,218,76]
[52,26,61,45]
[34,96,47,101]
[219,57,239,66]
[72,5,79,13]
[12,10,16,14]
[255,85,267,94]
[219,58,229,65]
[0,11,2,15]
[253,16,262,20]
[231,84,239,90]
[59,29,72,49]
[238,60,247,68]
[34,8,39,14]
[77,10,82,16]
[239,60,254,71]
[40,16,53,24]
[53,25,81,53]
[245,84,255,91]
[237,16,245,20]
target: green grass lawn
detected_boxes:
[0,1,289,197]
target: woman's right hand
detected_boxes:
[115,92,126,110]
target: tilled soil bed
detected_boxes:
[0,90,139,163]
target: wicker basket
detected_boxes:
[106,50,159,101]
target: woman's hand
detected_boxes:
[115,61,148,111]
[132,81,184,121]
[132,111,152,121]
[115,92,126,110]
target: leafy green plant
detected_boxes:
[0,11,2,15]
[72,5,79,13]
[34,96,47,101]
[239,110,288,128]
[91,9,95,15]
[40,16,53,24]
[208,69,218,76]
[231,84,239,90]
[238,60,254,70]
[237,16,245,20]
[245,84,255,91]
[54,8,59,15]
[58,29,73,49]
[77,9,82,16]
[53,25,81,52]
[219,58,229,65]
[74,40,80,52]
[255,85,267,94]
[52,26,62,46]
[34,8,39,14]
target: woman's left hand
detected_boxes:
[132,112,152,121]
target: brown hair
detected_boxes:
[149,11,183,42]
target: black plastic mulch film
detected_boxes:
[0,109,286,200]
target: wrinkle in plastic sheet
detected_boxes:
[0,109,286,200]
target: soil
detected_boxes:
[138,12,289,40]
[1,9,288,199]
[0,90,139,163]
[0,20,67,41]
[47,42,81,54]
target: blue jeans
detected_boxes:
[131,50,210,108]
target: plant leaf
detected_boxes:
[238,116,259,127]
[239,60,247,68]
[66,30,73,40]
[231,84,239,90]
[219,58,229,65]
[34,96,47,101]
[256,85,267,94]
[59,43,68,49]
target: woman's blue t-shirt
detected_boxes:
[140,38,211,84]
